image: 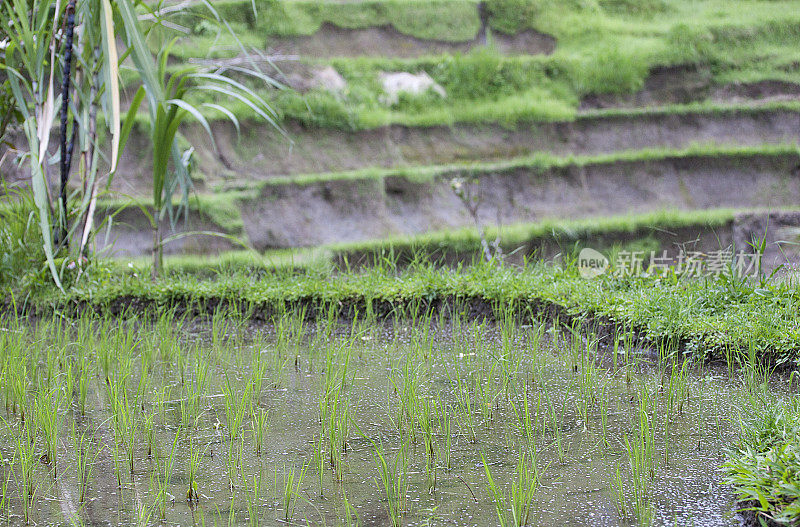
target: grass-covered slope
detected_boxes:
[143,0,800,130]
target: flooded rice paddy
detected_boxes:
[0,308,784,526]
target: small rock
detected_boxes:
[378,71,446,105]
[310,66,347,93]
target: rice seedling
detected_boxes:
[545,393,566,464]
[623,384,657,524]
[313,434,326,497]
[0,463,9,524]
[410,311,434,360]
[509,384,538,454]
[223,374,251,441]
[342,488,360,527]
[310,302,338,351]
[136,500,154,527]
[7,355,29,421]
[42,337,64,392]
[210,305,232,352]
[325,392,350,481]
[244,472,263,526]
[319,344,353,481]
[666,359,690,417]
[187,436,201,504]
[437,401,453,473]
[663,359,689,465]
[417,395,437,492]
[482,449,540,527]
[11,419,37,524]
[574,335,602,428]
[227,435,244,490]
[153,428,180,521]
[77,355,93,416]
[108,373,140,477]
[597,383,611,448]
[281,461,308,522]
[475,371,496,425]
[250,345,268,403]
[610,466,628,519]
[252,407,269,456]
[154,384,169,425]
[274,304,308,360]
[389,357,421,442]
[33,384,62,477]
[228,492,237,526]
[182,353,210,428]
[74,424,102,503]
[372,441,409,527]
[452,370,478,443]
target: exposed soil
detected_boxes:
[265,22,556,58]
[232,152,800,249]
[580,65,715,109]
[334,222,733,270]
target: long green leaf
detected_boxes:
[100,0,121,172]
[166,99,216,151]
[201,103,240,135]
[24,118,63,291]
[119,86,146,156]
[116,0,162,114]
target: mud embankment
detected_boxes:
[265,23,556,58]
[236,152,800,249]
[97,151,800,256]
[580,65,800,109]
[172,107,800,188]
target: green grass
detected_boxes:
[169,0,482,43]
[724,397,800,524]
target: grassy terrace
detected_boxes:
[234,142,800,188]
[94,144,795,246]
[136,0,800,130]
[19,240,798,367]
[109,208,737,273]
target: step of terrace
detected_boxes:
[96,146,800,255]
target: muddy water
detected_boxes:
[3,321,768,526]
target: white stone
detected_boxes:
[378,71,446,105]
[310,66,347,93]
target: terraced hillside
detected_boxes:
[9,0,800,257]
